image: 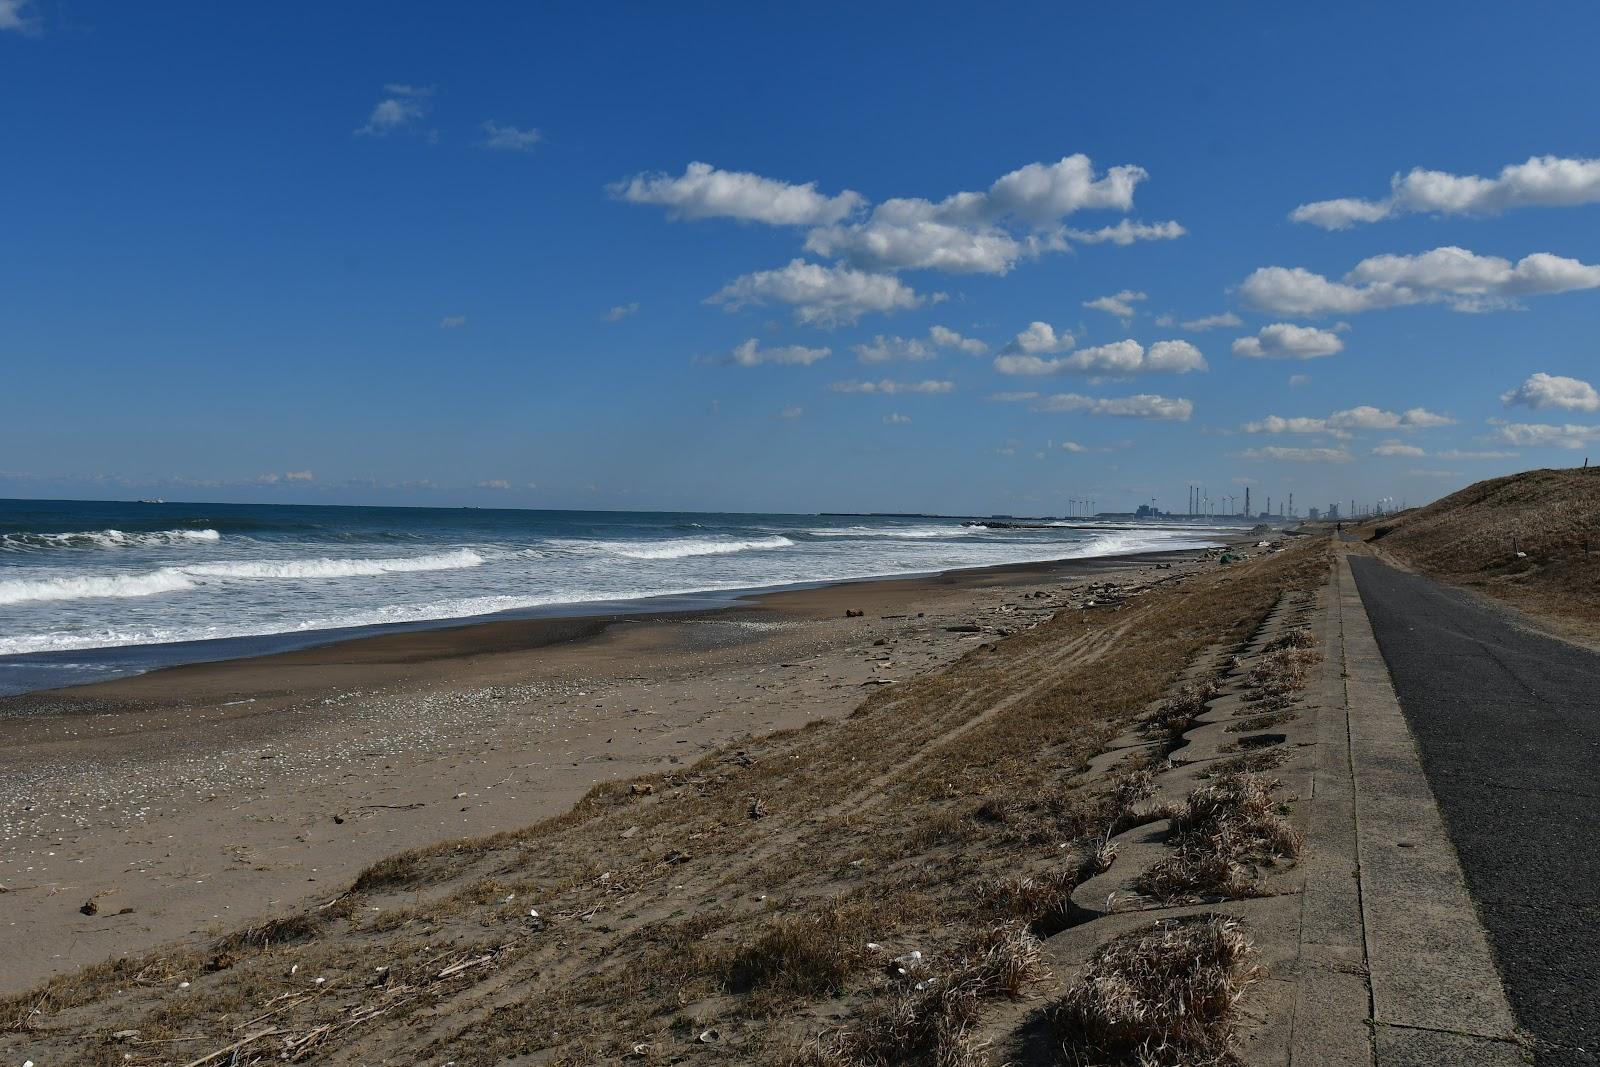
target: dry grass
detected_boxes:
[1052,915,1259,1066]
[1368,465,1600,637]
[817,923,1049,1067]
[1135,774,1300,903]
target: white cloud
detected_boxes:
[0,0,36,31]
[358,84,432,137]
[1501,372,1600,412]
[1001,321,1074,357]
[612,162,863,226]
[1241,447,1353,463]
[928,325,988,355]
[708,259,923,326]
[439,315,468,329]
[1181,312,1241,331]
[1244,406,1453,436]
[803,154,1167,275]
[829,379,953,395]
[1291,155,1600,229]
[605,302,640,322]
[1242,247,1600,316]
[1060,441,1088,453]
[1435,449,1518,460]
[481,121,542,152]
[1489,420,1600,449]
[1288,374,1311,388]
[996,392,1193,421]
[1063,219,1186,245]
[1372,442,1426,457]
[1231,323,1344,360]
[883,413,912,425]
[1084,290,1147,318]
[853,335,934,363]
[728,338,831,367]
[478,479,512,490]
[778,405,805,419]
[995,338,1205,376]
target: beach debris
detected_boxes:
[845,609,864,618]
[629,782,654,796]
[696,1028,723,1044]
[112,1029,141,1041]
[891,950,924,977]
[621,825,639,839]
[748,797,767,819]
[79,898,99,916]
[945,624,981,633]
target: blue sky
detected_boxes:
[3,2,1599,516]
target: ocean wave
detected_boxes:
[180,549,484,579]
[596,535,796,559]
[809,525,969,539]
[1,528,222,550]
[0,549,485,606]
[0,570,198,605]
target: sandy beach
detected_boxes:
[0,547,1211,993]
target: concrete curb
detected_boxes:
[1301,551,1524,1066]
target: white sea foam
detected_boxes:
[589,536,796,559]
[0,570,198,605]
[181,549,484,579]
[0,549,485,605]
[809,525,969,539]
[1,528,222,549]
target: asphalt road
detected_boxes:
[1349,555,1599,1065]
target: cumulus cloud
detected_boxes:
[1435,449,1518,460]
[1231,323,1345,359]
[1291,155,1600,229]
[803,154,1168,275]
[357,84,432,137]
[612,162,863,226]
[1372,442,1426,456]
[728,338,831,367]
[1501,372,1600,412]
[1489,420,1600,449]
[1242,247,1600,316]
[853,335,934,363]
[829,379,952,395]
[1063,219,1186,245]
[1181,312,1241,331]
[1000,321,1075,357]
[995,338,1205,376]
[883,413,912,425]
[992,392,1192,420]
[928,325,988,355]
[480,120,542,152]
[1084,290,1147,318]
[708,259,923,326]
[1060,441,1088,453]
[1240,447,1353,463]
[605,302,640,322]
[1244,406,1454,436]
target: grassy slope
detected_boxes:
[1367,465,1600,636]
[1,542,1329,1067]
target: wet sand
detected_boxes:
[0,548,1210,991]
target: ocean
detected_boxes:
[0,498,1230,695]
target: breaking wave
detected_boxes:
[587,536,796,560]
[1,528,222,550]
[0,549,485,605]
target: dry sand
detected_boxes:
[0,549,1207,993]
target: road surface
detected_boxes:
[1349,554,1599,1065]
